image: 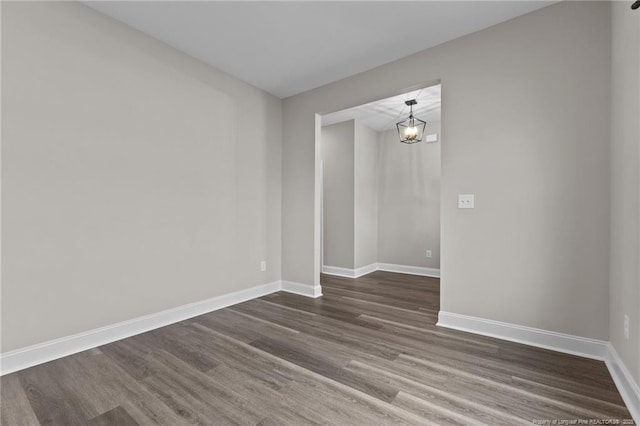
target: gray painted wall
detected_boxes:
[378,122,441,269]
[610,1,640,384]
[321,119,379,270]
[354,121,379,269]
[283,1,611,340]
[321,121,355,269]
[1,2,282,352]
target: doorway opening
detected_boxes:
[318,85,442,284]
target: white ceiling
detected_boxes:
[85,1,555,99]
[322,84,441,132]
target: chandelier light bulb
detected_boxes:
[405,126,418,139]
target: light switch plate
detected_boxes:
[426,133,439,143]
[458,194,475,209]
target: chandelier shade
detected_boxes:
[396,99,427,144]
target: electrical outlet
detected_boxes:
[458,194,475,209]
[426,250,433,259]
[260,261,267,272]
[624,314,629,340]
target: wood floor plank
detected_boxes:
[16,355,122,425]
[259,292,385,329]
[193,308,301,344]
[99,338,157,381]
[255,417,283,426]
[398,354,619,420]
[510,376,630,418]
[319,284,428,309]
[394,338,626,405]
[68,345,192,425]
[1,271,633,425]
[230,299,403,360]
[345,359,530,426]
[87,406,139,426]
[329,293,439,318]
[226,308,302,334]
[393,390,490,426]
[206,364,327,425]
[193,325,430,425]
[141,349,265,425]
[249,336,400,403]
[0,374,41,426]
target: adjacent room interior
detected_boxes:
[1,1,639,425]
[320,85,442,280]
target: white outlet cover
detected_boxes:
[458,194,475,209]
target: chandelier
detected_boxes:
[396,99,427,144]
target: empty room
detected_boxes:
[1,1,639,425]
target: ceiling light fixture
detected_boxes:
[396,99,427,144]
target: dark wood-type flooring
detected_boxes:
[1,272,634,425]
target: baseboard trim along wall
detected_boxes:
[377,263,441,278]
[437,311,609,360]
[322,262,440,278]
[437,311,639,424]
[321,263,378,278]
[281,280,323,298]
[0,280,319,376]
[604,344,640,424]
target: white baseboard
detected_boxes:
[0,279,319,376]
[605,344,640,424]
[376,263,440,278]
[354,263,379,277]
[437,311,639,423]
[281,280,323,298]
[321,263,377,278]
[321,265,359,278]
[436,311,609,360]
[322,262,440,279]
